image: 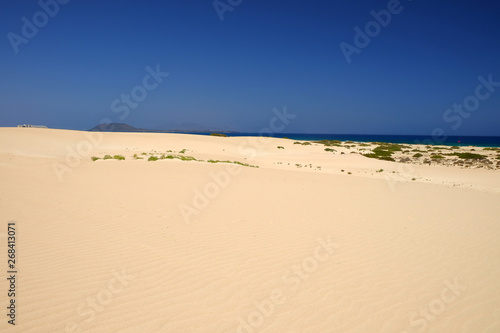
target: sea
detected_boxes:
[183,133,500,148]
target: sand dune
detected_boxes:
[1,128,499,332]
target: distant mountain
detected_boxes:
[88,123,236,133]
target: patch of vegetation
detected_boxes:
[141,152,147,155]
[413,153,423,158]
[113,155,125,160]
[91,156,100,161]
[348,172,352,175]
[483,147,500,151]
[431,155,445,159]
[412,178,416,181]
[341,152,345,155]
[207,160,258,168]
[148,156,158,161]
[103,155,113,160]
[315,140,342,147]
[376,169,384,173]
[453,153,486,159]
[382,144,404,152]
[358,143,370,147]
[302,142,311,146]
[179,149,187,154]
[325,148,336,152]
[210,133,228,137]
[277,146,284,149]
[400,157,412,163]
[294,142,301,145]
[362,143,402,162]
[345,141,354,144]
[451,146,460,149]
[177,155,197,161]
[376,156,395,161]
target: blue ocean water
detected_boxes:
[185,133,500,147]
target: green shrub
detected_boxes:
[302,142,311,145]
[91,156,100,161]
[315,140,342,147]
[210,133,228,137]
[431,155,444,159]
[113,155,125,160]
[413,153,423,158]
[294,142,301,145]
[382,144,404,152]
[361,144,403,162]
[277,146,284,149]
[453,153,486,159]
[148,156,158,161]
[325,148,336,152]
[103,155,112,160]
[207,159,258,168]
[177,155,196,161]
[179,149,187,154]
[234,161,258,168]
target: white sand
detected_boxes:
[1,127,499,332]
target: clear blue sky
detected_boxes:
[1,0,499,135]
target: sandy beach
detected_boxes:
[1,127,500,333]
